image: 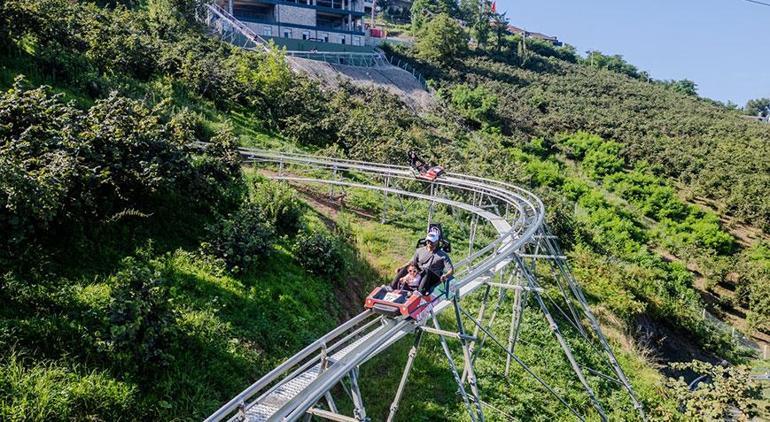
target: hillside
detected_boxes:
[1,0,768,420]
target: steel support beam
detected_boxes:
[386,330,423,422]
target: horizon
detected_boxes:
[496,0,770,107]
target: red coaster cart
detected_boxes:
[364,287,435,321]
[408,151,445,181]
[363,224,452,321]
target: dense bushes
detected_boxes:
[97,257,178,376]
[292,232,346,280]
[203,202,275,274]
[445,84,498,128]
[0,79,243,268]
[736,243,770,333]
[251,179,303,237]
[665,361,762,420]
[396,41,770,232]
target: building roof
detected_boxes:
[507,24,560,43]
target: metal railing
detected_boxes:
[285,50,388,67]
[201,2,270,51]
[204,147,543,421]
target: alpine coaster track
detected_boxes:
[206,148,646,422]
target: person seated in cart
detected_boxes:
[396,263,422,292]
[365,228,453,319]
[391,230,454,295]
[408,151,445,181]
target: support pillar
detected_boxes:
[432,314,479,422]
[349,367,367,421]
[514,255,608,422]
[381,176,390,224]
[505,269,525,377]
[427,184,436,226]
[463,284,491,384]
[453,297,485,422]
[386,330,424,422]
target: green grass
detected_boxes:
[0,353,136,422]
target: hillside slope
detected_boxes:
[1,0,768,420]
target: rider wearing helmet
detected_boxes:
[391,231,454,295]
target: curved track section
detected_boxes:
[206,148,643,422]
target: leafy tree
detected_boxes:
[745,97,770,117]
[410,0,458,31]
[660,79,698,96]
[471,1,494,49]
[491,11,509,53]
[583,50,643,79]
[415,13,469,63]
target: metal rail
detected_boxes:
[201,3,390,69]
[205,147,643,421]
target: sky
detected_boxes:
[496,0,770,106]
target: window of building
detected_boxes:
[353,36,360,46]
[283,29,291,38]
[340,36,346,44]
[322,33,329,42]
[263,26,272,37]
[302,31,309,40]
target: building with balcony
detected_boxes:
[219,0,368,46]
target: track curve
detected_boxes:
[206,148,643,422]
[204,148,545,421]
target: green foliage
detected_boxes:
[0,78,243,267]
[583,50,646,80]
[410,0,458,31]
[560,131,606,159]
[581,141,623,177]
[524,158,563,187]
[697,253,733,291]
[745,97,770,117]
[445,84,498,127]
[658,212,735,256]
[737,243,770,333]
[666,361,762,420]
[96,257,178,376]
[292,231,346,280]
[659,79,698,96]
[252,180,303,237]
[330,87,419,163]
[392,40,770,231]
[0,354,136,422]
[512,35,579,63]
[415,13,469,63]
[604,170,688,220]
[203,202,275,274]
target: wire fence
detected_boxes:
[285,50,388,67]
[382,55,431,92]
[702,309,765,357]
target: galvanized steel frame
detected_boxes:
[204,148,644,422]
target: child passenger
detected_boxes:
[398,263,422,292]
